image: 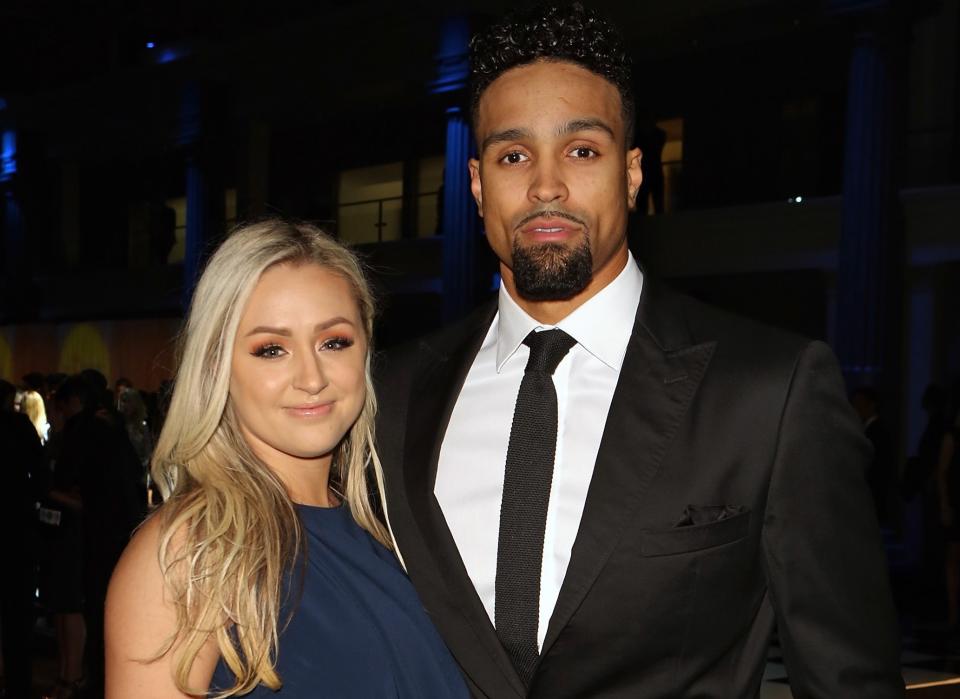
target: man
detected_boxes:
[54,374,146,699]
[852,386,897,528]
[0,380,43,699]
[376,4,903,697]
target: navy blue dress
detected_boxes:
[211,503,469,697]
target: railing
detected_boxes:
[337,191,440,243]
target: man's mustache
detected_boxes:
[515,209,587,230]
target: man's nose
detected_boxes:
[528,160,568,203]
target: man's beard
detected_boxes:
[511,237,593,301]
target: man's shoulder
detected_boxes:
[0,410,34,437]
[0,412,40,462]
[375,298,497,380]
[647,281,819,371]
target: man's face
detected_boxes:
[469,60,642,302]
[54,396,83,424]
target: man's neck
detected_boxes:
[500,246,629,325]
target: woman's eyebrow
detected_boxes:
[245,317,354,337]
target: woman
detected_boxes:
[106,220,468,698]
[21,389,50,443]
[39,383,87,699]
[117,386,152,469]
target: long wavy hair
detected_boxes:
[150,219,392,696]
[21,389,48,443]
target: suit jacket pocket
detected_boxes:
[640,508,751,557]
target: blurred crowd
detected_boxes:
[0,371,170,699]
[850,381,960,643]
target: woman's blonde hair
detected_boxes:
[150,219,390,696]
[21,390,47,443]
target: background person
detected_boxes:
[937,384,960,635]
[852,386,898,529]
[0,379,43,699]
[52,374,146,699]
[37,379,87,699]
[21,388,50,443]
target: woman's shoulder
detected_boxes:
[106,506,220,697]
[108,503,196,620]
[110,509,165,592]
[106,508,181,659]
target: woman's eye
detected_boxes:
[570,146,597,159]
[252,344,285,359]
[320,337,354,351]
[501,151,528,165]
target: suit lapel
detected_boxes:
[401,303,528,697]
[541,280,717,655]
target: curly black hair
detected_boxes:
[469,2,634,142]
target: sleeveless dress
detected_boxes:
[210,503,469,697]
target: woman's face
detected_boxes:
[230,262,367,473]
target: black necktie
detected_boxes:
[495,328,577,685]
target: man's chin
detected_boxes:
[511,240,593,301]
[514,240,575,264]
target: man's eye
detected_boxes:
[252,344,285,359]
[570,147,597,159]
[320,337,354,351]
[501,151,528,165]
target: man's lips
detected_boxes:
[520,217,580,241]
[284,402,333,417]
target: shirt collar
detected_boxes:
[495,251,644,372]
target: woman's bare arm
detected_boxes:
[105,514,220,698]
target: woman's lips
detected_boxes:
[284,402,334,417]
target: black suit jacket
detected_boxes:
[375,278,904,698]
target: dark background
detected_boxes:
[0,0,957,516]
[1,0,960,694]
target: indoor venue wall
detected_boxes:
[0,317,181,391]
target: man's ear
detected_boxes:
[626,147,642,211]
[468,158,483,216]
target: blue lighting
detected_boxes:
[0,97,8,111]
[430,16,470,94]
[156,47,184,64]
[146,42,190,65]
[1,130,16,182]
[176,82,202,145]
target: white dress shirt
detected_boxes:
[435,253,643,649]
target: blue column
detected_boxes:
[178,83,225,309]
[2,191,24,280]
[432,16,478,321]
[834,23,902,389]
[441,107,478,321]
[182,154,208,307]
[1,128,24,285]
[0,128,14,182]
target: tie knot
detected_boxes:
[522,328,577,375]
